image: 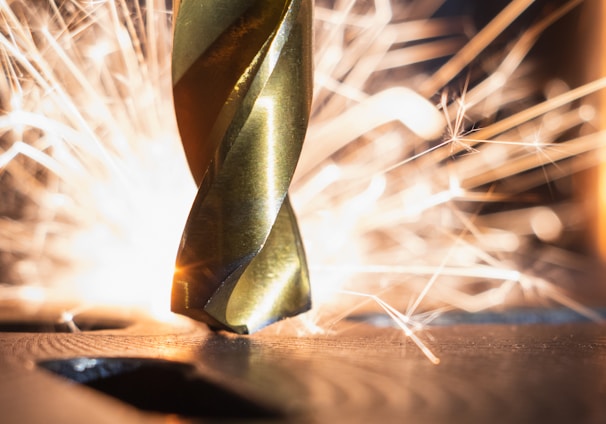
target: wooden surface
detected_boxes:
[0,302,605,423]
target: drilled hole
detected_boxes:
[39,357,282,420]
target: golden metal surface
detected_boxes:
[171,0,312,334]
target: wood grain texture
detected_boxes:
[0,302,605,423]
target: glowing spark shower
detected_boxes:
[1,0,604,361]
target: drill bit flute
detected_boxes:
[171,0,312,333]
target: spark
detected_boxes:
[1,0,605,363]
[340,289,440,364]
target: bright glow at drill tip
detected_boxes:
[68,172,194,319]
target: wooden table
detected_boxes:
[1,301,605,423]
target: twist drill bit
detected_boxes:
[171,0,312,334]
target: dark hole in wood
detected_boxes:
[38,357,282,420]
[0,318,130,333]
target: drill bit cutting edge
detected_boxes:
[170,0,312,334]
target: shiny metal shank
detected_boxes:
[171,0,312,334]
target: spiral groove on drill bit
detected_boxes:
[171,0,312,334]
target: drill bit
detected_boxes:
[170,0,312,334]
